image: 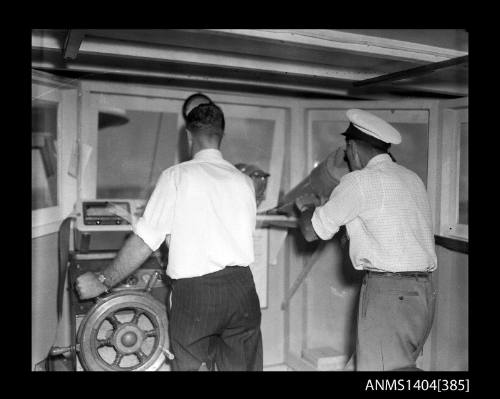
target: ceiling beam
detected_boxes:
[32,32,378,82]
[32,30,467,98]
[349,80,468,98]
[31,61,355,98]
[205,29,468,63]
[62,30,86,60]
[393,83,468,98]
[352,55,468,87]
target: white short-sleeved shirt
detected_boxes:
[134,149,256,279]
[311,154,437,273]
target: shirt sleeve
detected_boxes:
[133,168,178,251]
[311,172,364,240]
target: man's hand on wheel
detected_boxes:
[75,272,108,300]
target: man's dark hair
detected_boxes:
[186,103,225,138]
[347,138,396,162]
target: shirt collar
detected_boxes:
[193,148,224,161]
[366,153,392,168]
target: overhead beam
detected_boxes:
[62,30,86,60]
[31,61,355,98]
[32,31,467,98]
[391,83,467,97]
[349,81,468,98]
[353,55,468,87]
[32,32,378,82]
[206,29,468,63]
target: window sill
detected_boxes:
[32,220,61,239]
[434,235,468,254]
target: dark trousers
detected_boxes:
[355,272,437,371]
[168,266,263,371]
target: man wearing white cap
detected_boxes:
[297,109,437,371]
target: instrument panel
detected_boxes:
[74,199,145,252]
[82,201,131,226]
[75,199,145,232]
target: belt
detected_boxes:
[366,270,432,278]
[168,265,248,283]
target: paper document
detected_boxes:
[250,228,268,308]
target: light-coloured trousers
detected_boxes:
[354,272,436,371]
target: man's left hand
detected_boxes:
[295,193,321,213]
[75,272,108,300]
[297,207,319,242]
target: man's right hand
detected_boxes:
[75,272,108,300]
[331,145,349,181]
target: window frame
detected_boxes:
[78,81,290,309]
[301,99,441,234]
[438,97,468,241]
[31,71,78,238]
[78,81,286,213]
[306,108,431,182]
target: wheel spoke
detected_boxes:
[107,314,121,329]
[113,353,124,366]
[131,309,143,325]
[97,338,112,348]
[135,350,147,363]
[145,329,157,338]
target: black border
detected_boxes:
[22,24,479,393]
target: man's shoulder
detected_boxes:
[156,164,184,185]
[159,164,180,177]
[161,159,247,180]
[162,159,200,174]
[340,167,386,192]
[340,169,364,185]
[390,162,425,184]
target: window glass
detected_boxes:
[311,117,428,185]
[97,112,276,200]
[221,117,275,174]
[458,122,468,224]
[32,99,58,210]
[97,110,179,200]
[389,123,428,185]
[312,120,348,168]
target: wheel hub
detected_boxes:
[113,323,144,354]
[77,290,170,371]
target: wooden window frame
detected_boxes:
[78,81,287,212]
[77,80,290,309]
[32,71,78,238]
[438,98,468,241]
[302,99,441,233]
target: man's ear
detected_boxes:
[185,129,192,143]
[350,141,363,170]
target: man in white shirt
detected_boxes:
[297,109,437,371]
[76,100,263,371]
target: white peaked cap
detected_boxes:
[346,109,402,145]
